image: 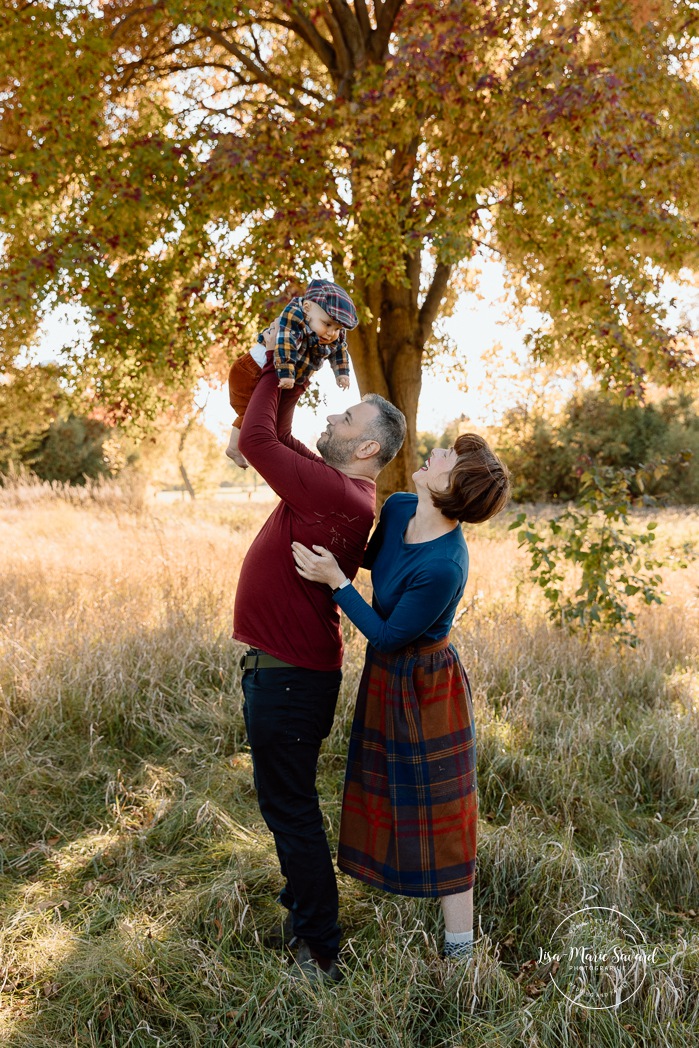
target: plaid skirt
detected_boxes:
[337,636,477,898]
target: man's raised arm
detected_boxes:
[238,362,343,507]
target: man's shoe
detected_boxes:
[261,910,297,950]
[291,941,343,984]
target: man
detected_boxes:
[234,353,406,983]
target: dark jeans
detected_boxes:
[241,660,343,958]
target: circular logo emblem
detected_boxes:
[544,906,657,1010]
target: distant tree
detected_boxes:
[415,430,440,467]
[176,412,225,499]
[0,362,133,484]
[27,415,114,485]
[494,388,699,503]
[2,0,698,499]
[0,364,67,473]
[495,404,573,501]
[653,392,699,503]
[134,419,227,497]
[416,415,471,465]
[560,390,668,469]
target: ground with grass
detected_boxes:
[1,481,697,1047]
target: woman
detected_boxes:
[291,433,510,961]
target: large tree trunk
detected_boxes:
[348,275,424,506]
[346,257,451,506]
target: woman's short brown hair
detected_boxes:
[429,434,510,524]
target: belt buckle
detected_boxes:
[239,648,258,672]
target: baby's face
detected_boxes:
[303,300,342,344]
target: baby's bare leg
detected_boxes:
[225,426,248,468]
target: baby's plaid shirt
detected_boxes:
[265,298,351,385]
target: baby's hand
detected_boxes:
[336,376,350,390]
[278,376,295,390]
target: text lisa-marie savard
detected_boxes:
[538,946,660,966]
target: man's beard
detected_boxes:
[316,430,364,468]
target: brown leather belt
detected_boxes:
[239,648,297,672]
[401,635,451,657]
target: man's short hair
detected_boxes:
[361,394,406,469]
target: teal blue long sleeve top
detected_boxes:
[333,492,469,653]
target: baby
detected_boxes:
[226,278,358,467]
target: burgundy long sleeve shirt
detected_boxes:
[233,362,376,671]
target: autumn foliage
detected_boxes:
[1,0,698,491]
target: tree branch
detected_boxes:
[200,25,275,81]
[352,0,373,40]
[115,32,203,89]
[391,135,419,203]
[284,3,338,72]
[199,25,315,114]
[321,6,353,75]
[371,0,405,61]
[249,25,267,69]
[147,43,328,105]
[418,262,452,341]
[108,3,163,40]
[327,0,366,64]
[331,248,348,288]
[404,250,419,291]
[473,237,504,258]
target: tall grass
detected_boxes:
[1,487,697,1046]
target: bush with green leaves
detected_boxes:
[26,414,115,485]
[495,389,699,504]
[0,362,68,473]
[510,462,687,646]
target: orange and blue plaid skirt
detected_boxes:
[338,635,477,898]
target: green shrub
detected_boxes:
[493,389,699,504]
[511,463,683,646]
[26,414,114,484]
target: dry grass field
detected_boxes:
[0,477,697,1047]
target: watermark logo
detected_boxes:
[540,906,658,1010]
